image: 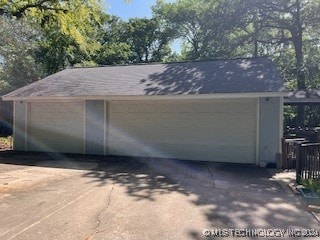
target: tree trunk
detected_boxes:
[292,0,306,127]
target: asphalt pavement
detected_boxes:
[0,152,318,240]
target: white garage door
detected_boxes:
[109,99,257,163]
[27,101,84,154]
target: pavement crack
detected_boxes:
[203,163,215,187]
[107,180,114,207]
[86,180,115,239]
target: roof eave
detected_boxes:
[2,92,287,102]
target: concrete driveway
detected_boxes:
[0,151,318,240]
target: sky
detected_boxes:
[105,0,157,20]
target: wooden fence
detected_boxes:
[296,143,320,183]
[281,138,308,169]
[282,138,320,183]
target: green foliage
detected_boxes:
[1,0,320,99]
[0,16,44,90]
[304,44,320,88]
[96,42,132,65]
[284,105,320,128]
[153,0,320,90]
[152,0,320,127]
[0,0,103,49]
[73,61,98,68]
[0,136,13,146]
[304,106,320,127]
[94,15,132,65]
[302,179,320,196]
[1,0,105,74]
[124,18,172,63]
[284,106,297,127]
[95,16,173,64]
[153,0,257,60]
[153,0,213,60]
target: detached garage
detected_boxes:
[2,58,285,165]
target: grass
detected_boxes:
[0,136,13,149]
[302,179,320,196]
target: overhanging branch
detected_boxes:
[1,0,68,18]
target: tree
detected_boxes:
[153,0,320,126]
[95,15,132,65]
[0,0,105,135]
[0,16,44,136]
[153,0,209,60]
[153,0,249,60]
[154,0,320,85]
[0,0,69,18]
[123,17,172,63]
[0,0,105,73]
[245,0,320,125]
[95,16,173,65]
[0,17,43,89]
[0,0,103,46]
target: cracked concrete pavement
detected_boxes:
[0,151,319,240]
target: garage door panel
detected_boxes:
[176,113,256,130]
[212,102,236,113]
[234,103,256,113]
[176,113,212,129]
[30,102,83,114]
[113,124,256,143]
[114,129,255,147]
[28,128,83,140]
[109,141,150,157]
[163,144,255,163]
[109,99,257,163]
[112,113,179,129]
[143,114,178,129]
[110,113,142,127]
[193,103,211,113]
[27,101,84,154]
[29,115,83,126]
[165,131,255,147]
[28,141,83,153]
[109,141,255,163]
[210,115,256,130]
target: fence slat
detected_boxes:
[296,143,301,182]
[296,143,320,183]
[282,138,307,170]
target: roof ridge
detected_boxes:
[69,56,271,70]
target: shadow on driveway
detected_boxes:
[0,151,317,239]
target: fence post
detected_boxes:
[296,143,302,183]
[281,138,286,169]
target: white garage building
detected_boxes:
[2,58,286,165]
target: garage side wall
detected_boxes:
[259,97,282,165]
[13,101,26,151]
[85,100,105,155]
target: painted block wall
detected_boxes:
[13,101,26,151]
[85,100,105,155]
[259,97,282,165]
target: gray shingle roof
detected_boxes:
[285,89,320,104]
[2,57,284,99]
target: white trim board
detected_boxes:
[255,98,260,165]
[3,92,287,101]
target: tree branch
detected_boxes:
[257,37,293,45]
[1,0,68,18]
